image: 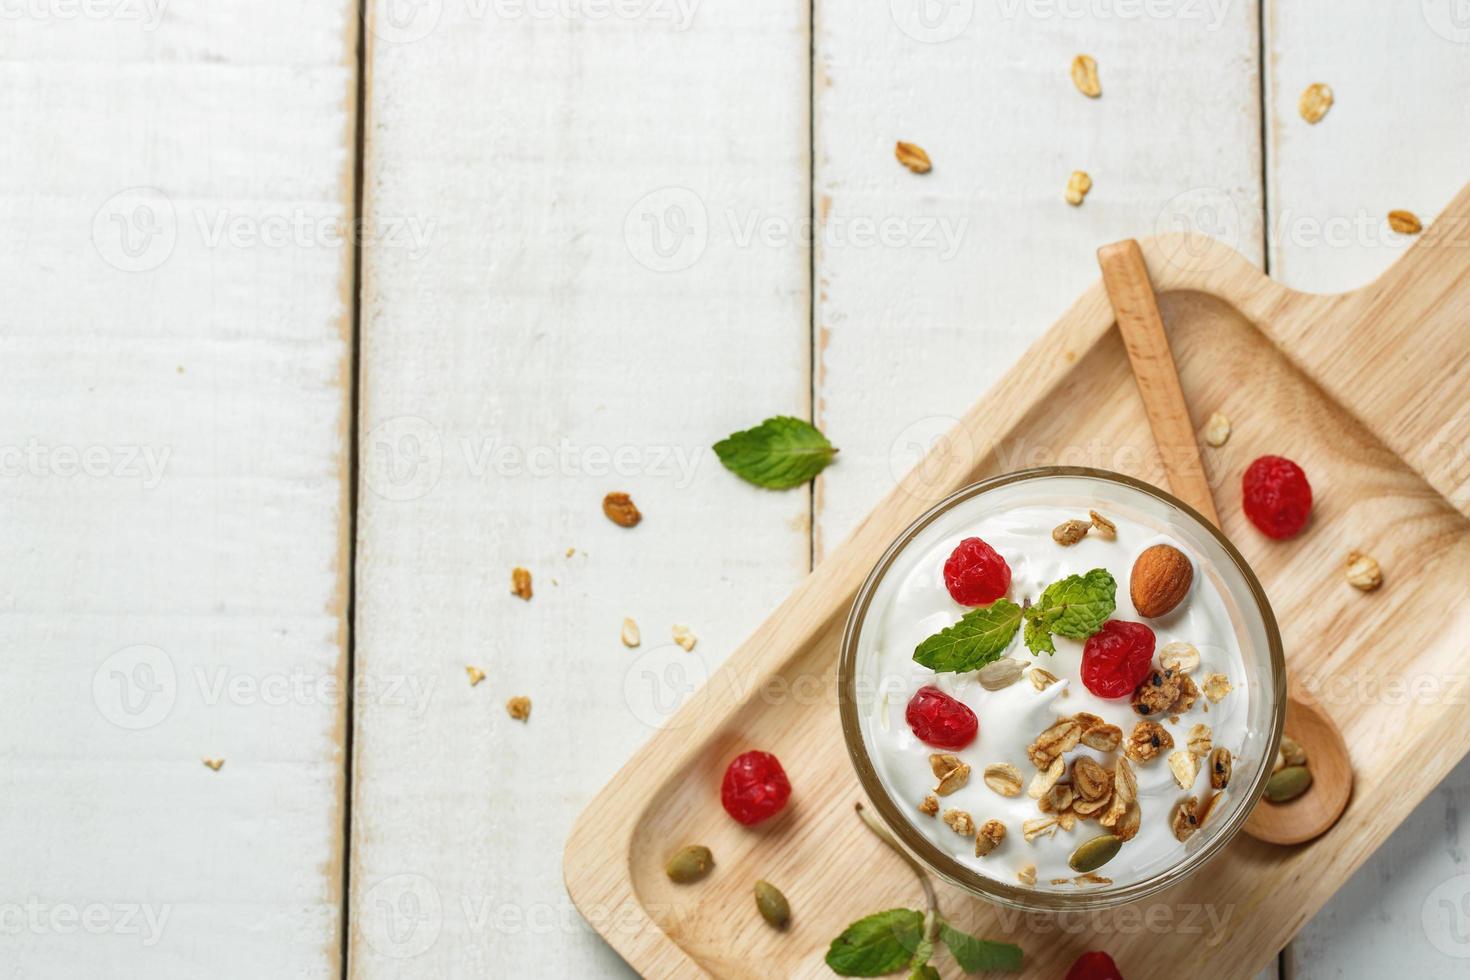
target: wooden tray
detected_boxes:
[564,184,1470,978]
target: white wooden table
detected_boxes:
[4,1,1469,977]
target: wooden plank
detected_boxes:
[0,4,357,976]
[813,4,1272,974]
[349,1,811,975]
[1266,3,1470,975]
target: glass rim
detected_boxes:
[837,466,1286,911]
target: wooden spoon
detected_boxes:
[1097,239,1352,846]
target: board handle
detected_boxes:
[1097,239,1221,526]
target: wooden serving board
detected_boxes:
[565,183,1470,979]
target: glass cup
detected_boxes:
[839,467,1285,910]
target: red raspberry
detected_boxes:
[1066,951,1124,980]
[1242,455,1313,539]
[943,537,1012,606]
[1081,621,1156,699]
[721,751,791,826]
[905,686,978,749]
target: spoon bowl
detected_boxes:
[1242,684,1353,844]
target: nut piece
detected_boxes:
[977,658,1026,691]
[1281,736,1308,767]
[1171,797,1201,842]
[621,618,641,648]
[1065,170,1093,206]
[1388,210,1423,235]
[1072,757,1110,801]
[918,794,940,816]
[974,819,1007,857]
[1130,544,1194,618]
[1159,641,1201,675]
[511,566,533,600]
[930,754,972,796]
[1125,721,1175,762]
[1200,673,1232,703]
[203,758,225,771]
[1071,54,1101,98]
[466,665,486,687]
[1345,551,1383,592]
[1168,750,1199,789]
[506,695,532,721]
[1299,82,1333,124]
[672,625,698,652]
[983,763,1024,798]
[895,141,932,174]
[1197,790,1225,828]
[603,491,642,527]
[1209,747,1232,789]
[754,880,791,929]
[943,808,976,837]
[1266,765,1312,803]
[665,845,714,884]
[1186,723,1212,760]
[1053,519,1091,546]
[1017,864,1037,886]
[1203,411,1232,447]
[1080,723,1122,753]
[1089,510,1117,539]
[1069,834,1122,873]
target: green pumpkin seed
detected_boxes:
[754,880,790,929]
[1265,765,1312,803]
[1068,834,1122,873]
[664,845,714,884]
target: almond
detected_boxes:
[1129,544,1193,618]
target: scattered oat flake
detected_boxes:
[1388,210,1423,235]
[1071,54,1101,98]
[1299,82,1333,124]
[1201,673,1233,703]
[506,695,532,721]
[672,625,697,652]
[895,141,932,174]
[1029,666,1060,691]
[1203,411,1231,447]
[466,665,486,687]
[621,617,641,648]
[1089,510,1116,539]
[1065,170,1092,206]
[1018,864,1037,886]
[565,547,576,558]
[603,492,642,527]
[511,566,533,600]
[1345,551,1383,591]
[203,758,224,771]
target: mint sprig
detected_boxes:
[912,599,1023,673]
[1022,568,1116,656]
[713,415,837,489]
[826,805,1024,976]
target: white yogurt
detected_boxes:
[860,501,1248,890]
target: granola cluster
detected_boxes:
[1130,666,1198,717]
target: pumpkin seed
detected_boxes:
[977,657,1026,691]
[754,880,790,929]
[1069,834,1122,873]
[1265,765,1312,803]
[665,845,714,883]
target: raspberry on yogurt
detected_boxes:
[905,686,978,749]
[943,537,1011,606]
[1081,620,1156,699]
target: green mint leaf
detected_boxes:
[939,921,1024,973]
[1039,568,1117,638]
[913,599,1023,673]
[1023,615,1055,656]
[713,415,837,489]
[825,908,925,977]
